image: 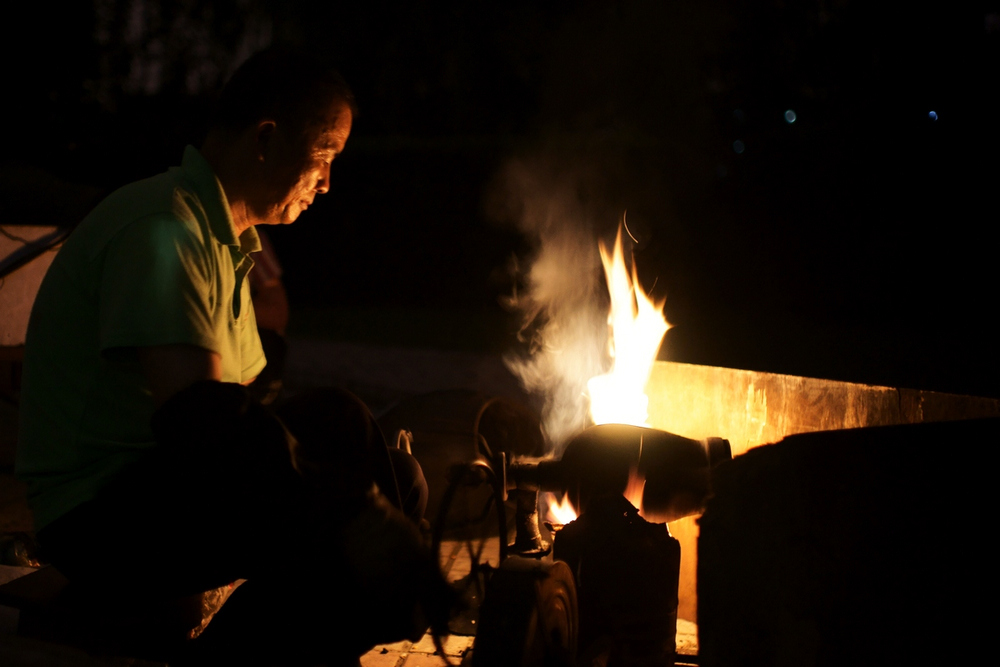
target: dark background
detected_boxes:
[4,0,998,397]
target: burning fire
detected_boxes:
[586,224,670,427]
[545,223,670,525]
[546,465,650,525]
[623,465,646,510]
[546,493,579,525]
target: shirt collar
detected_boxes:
[180,145,262,255]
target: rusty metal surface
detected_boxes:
[644,360,1000,623]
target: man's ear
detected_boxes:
[255,120,278,161]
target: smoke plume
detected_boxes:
[497,157,614,453]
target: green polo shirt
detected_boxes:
[17,146,267,531]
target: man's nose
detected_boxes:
[315,163,332,194]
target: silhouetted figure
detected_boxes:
[18,46,447,664]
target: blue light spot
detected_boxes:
[928,110,938,121]
[784,109,797,123]
[733,140,745,154]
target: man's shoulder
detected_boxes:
[73,168,215,258]
[93,168,208,228]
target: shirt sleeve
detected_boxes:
[98,214,220,355]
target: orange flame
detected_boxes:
[586,223,670,426]
[545,492,578,525]
[624,465,646,513]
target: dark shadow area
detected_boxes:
[2,0,996,397]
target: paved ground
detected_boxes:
[358,536,501,667]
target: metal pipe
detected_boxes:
[507,424,732,524]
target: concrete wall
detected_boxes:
[643,361,1000,622]
[0,225,63,347]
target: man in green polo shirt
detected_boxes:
[19,143,270,532]
[16,47,445,662]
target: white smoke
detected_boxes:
[498,158,613,453]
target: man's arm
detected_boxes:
[138,344,222,408]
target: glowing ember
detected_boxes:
[586,224,670,427]
[545,491,578,525]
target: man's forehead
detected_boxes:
[312,132,339,148]
[315,124,349,145]
[309,104,352,149]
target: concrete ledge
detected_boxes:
[647,360,1000,456]
[644,360,1000,623]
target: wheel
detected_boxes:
[472,557,578,667]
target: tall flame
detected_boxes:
[586,225,670,426]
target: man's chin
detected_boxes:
[277,209,302,225]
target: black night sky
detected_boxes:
[5,1,998,398]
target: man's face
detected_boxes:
[257,100,353,226]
